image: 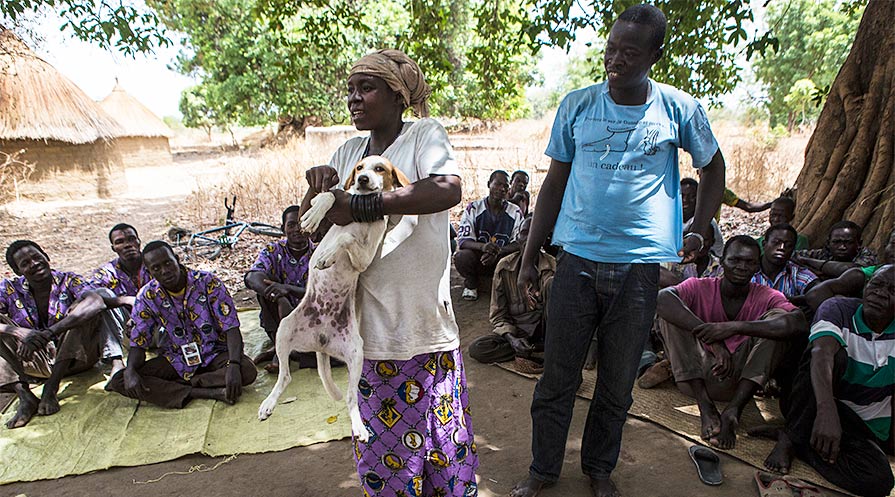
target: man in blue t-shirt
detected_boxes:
[511,5,725,497]
[454,169,524,301]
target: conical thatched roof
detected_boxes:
[0,28,123,144]
[99,82,174,138]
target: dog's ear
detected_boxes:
[343,161,360,191]
[390,165,412,188]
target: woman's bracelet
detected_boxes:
[226,359,241,367]
[350,193,384,223]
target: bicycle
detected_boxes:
[170,196,283,260]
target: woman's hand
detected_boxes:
[306,166,340,193]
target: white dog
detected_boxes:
[258,155,410,442]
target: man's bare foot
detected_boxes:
[709,409,738,449]
[37,391,61,416]
[747,424,781,440]
[590,477,621,497]
[109,358,126,379]
[509,476,552,497]
[191,387,231,404]
[763,431,794,474]
[253,349,275,365]
[696,399,722,441]
[6,389,39,429]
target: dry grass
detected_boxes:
[181,118,555,227]
[181,117,808,228]
[0,150,35,203]
[685,119,809,202]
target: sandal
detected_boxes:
[755,471,794,497]
[783,476,823,497]
[689,445,722,486]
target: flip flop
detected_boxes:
[754,471,794,497]
[783,476,824,497]
[688,445,722,486]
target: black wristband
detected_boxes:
[350,193,384,223]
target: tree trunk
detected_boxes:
[794,0,894,254]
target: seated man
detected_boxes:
[91,223,153,348]
[91,223,151,300]
[635,229,722,385]
[792,228,895,313]
[510,169,529,197]
[106,241,257,407]
[761,266,894,497]
[755,197,809,252]
[656,235,807,448]
[454,169,524,301]
[794,220,878,279]
[681,178,724,256]
[0,240,130,428]
[752,224,818,298]
[245,205,315,373]
[468,217,555,369]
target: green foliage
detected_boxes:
[521,0,761,104]
[753,0,863,127]
[1,0,169,55]
[154,0,537,129]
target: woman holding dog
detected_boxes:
[303,50,477,497]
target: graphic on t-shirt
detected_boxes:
[583,125,637,158]
[641,128,659,155]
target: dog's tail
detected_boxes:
[317,352,344,401]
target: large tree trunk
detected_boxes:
[794,0,894,253]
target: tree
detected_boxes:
[794,0,894,252]
[783,79,818,130]
[752,0,862,128]
[1,0,168,55]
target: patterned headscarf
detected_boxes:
[350,49,431,118]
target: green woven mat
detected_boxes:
[0,310,351,485]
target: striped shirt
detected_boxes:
[809,297,894,441]
[751,260,817,298]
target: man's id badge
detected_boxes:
[181,342,202,366]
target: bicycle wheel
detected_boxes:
[188,235,224,261]
[247,222,284,237]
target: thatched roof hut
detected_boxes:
[99,82,173,166]
[0,28,125,197]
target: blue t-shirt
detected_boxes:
[545,80,719,263]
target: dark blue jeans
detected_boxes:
[529,250,658,482]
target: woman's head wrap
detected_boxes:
[350,49,431,118]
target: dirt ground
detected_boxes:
[0,148,837,497]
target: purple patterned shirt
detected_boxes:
[751,260,818,298]
[91,258,152,297]
[0,270,96,328]
[248,239,314,307]
[130,268,240,380]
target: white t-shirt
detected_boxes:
[328,118,461,360]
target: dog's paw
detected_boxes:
[258,397,277,421]
[300,193,335,233]
[353,421,370,443]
